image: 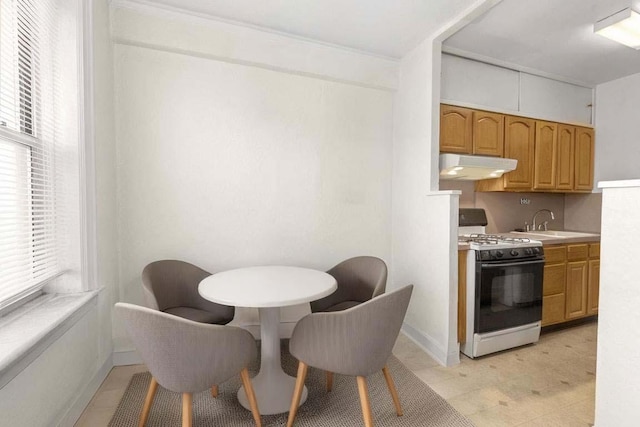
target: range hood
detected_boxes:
[439,154,517,181]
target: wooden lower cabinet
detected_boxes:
[565,261,588,319]
[541,241,599,326]
[542,246,566,326]
[543,294,566,326]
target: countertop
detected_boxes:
[457,230,600,251]
[502,231,600,245]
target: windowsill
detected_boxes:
[0,291,99,389]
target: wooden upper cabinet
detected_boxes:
[472,111,504,157]
[556,124,575,190]
[533,121,558,190]
[440,103,595,194]
[440,105,473,154]
[575,127,595,191]
[503,116,535,189]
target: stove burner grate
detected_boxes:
[458,234,533,246]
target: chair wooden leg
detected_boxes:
[139,376,158,427]
[211,385,218,398]
[326,371,333,392]
[382,366,403,416]
[240,368,262,427]
[356,376,374,427]
[182,393,192,427]
[287,361,308,427]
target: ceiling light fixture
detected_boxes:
[595,7,640,49]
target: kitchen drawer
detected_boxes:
[543,263,566,295]
[589,243,600,258]
[542,294,566,326]
[567,244,589,261]
[544,245,567,263]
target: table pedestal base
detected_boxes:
[238,306,308,415]
[238,368,308,415]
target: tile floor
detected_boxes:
[75,320,597,426]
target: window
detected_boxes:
[0,0,62,310]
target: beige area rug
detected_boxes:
[109,344,474,426]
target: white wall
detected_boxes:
[441,54,519,111]
[594,72,640,185]
[111,4,398,91]
[391,0,501,366]
[93,0,118,366]
[391,36,461,365]
[441,54,593,125]
[595,181,640,426]
[111,5,394,353]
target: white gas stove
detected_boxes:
[458,209,545,358]
[459,233,543,252]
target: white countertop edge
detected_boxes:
[425,190,462,196]
[598,179,640,189]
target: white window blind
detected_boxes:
[0,0,61,309]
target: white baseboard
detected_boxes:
[113,349,143,366]
[401,322,460,367]
[56,355,113,427]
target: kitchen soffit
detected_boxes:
[126,0,476,59]
[444,0,640,86]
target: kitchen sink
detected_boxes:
[513,230,597,238]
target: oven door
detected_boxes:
[475,257,544,334]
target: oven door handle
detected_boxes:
[481,259,545,268]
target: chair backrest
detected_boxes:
[290,285,413,377]
[115,302,256,393]
[141,260,233,318]
[310,256,387,312]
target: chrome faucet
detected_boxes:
[531,209,555,231]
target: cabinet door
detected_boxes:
[542,262,566,326]
[503,116,535,189]
[588,259,600,315]
[566,261,588,319]
[575,127,594,191]
[589,243,600,258]
[440,105,473,154]
[472,111,504,156]
[533,121,558,190]
[556,124,575,190]
[543,295,566,326]
[567,244,589,261]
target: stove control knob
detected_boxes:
[533,247,540,254]
[496,250,504,258]
[510,250,519,257]
[525,248,533,255]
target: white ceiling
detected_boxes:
[443,0,640,86]
[137,0,475,59]
[138,0,640,86]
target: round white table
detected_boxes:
[198,266,337,415]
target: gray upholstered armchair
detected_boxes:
[287,285,413,427]
[142,259,234,324]
[115,303,262,427]
[310,256,387,313]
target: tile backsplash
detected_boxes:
[441,181,601,234]
[564,193,602,233]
